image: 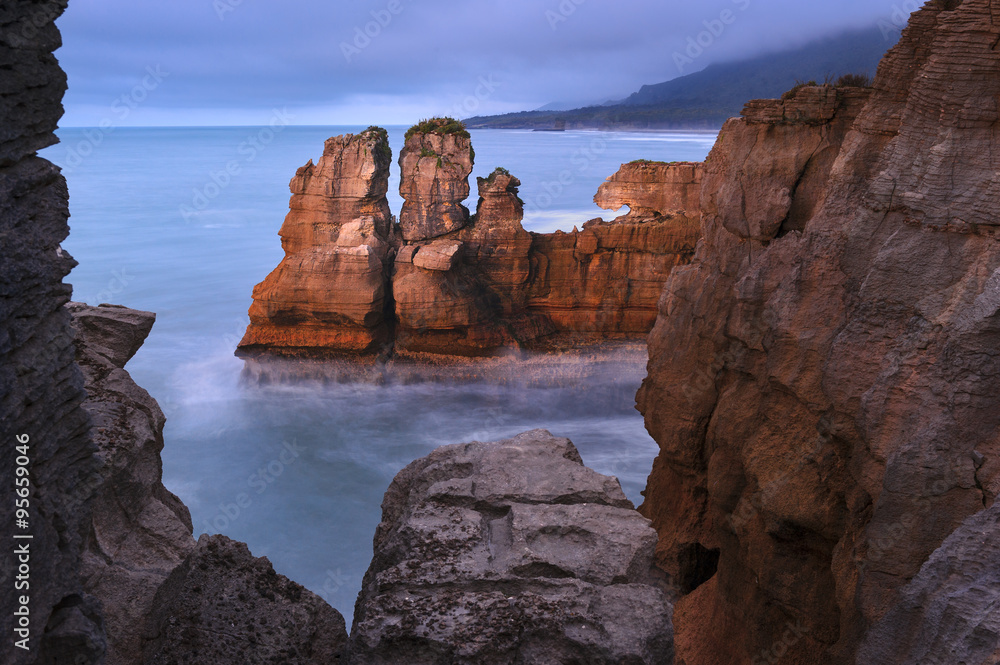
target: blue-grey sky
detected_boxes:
[53,0,916,126]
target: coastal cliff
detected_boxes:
[637,2,1000,663]
[239,128,702,357]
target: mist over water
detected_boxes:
[42,126,715,617]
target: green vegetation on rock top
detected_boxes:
[782,73,874,100]
[405,117,471,141]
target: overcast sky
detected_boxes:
[54,0,915,127]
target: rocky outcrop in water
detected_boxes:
[239,129,396,355]
[637,2,1000,663]
[240,128,702,357]
[398,119,475,241]
[0,3,105,663]
[595,161,702,222]
[70,303,349,664]
[350,430,674,664]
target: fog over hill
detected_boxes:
[466,26,900,131]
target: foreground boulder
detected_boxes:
[350,430,674,664]
[143,534,348,665]
[637,2,1000,663]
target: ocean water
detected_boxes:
[41,126,716,619]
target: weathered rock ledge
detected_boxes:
[238,123,702,358]
[71,303,348,665]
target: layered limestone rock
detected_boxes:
[391,169,544,355]
[398,119,475,241]
[0,3,105,663]
[241,134,702,357]
[239,128,395,355]
[527,216,700,336]
[350,430,674,664]
[71,303,349,665]
[595,161,703,221]
[637,3,1000,663]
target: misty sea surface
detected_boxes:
[42,125,716,618]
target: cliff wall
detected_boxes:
[0,2,104,662]
[637,2,1000,663]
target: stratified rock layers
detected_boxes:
[239,129,395,355]
[595,161,702,221]
[398,126,474,241]
[240,131,702,357]
[637,3,1000,664]
[350,430,674,664]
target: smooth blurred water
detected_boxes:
[41,126,715,619]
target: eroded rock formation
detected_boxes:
[239,129,396,355]
[240,127,702,357]
[70,303,195,665]
[72,303,349,664]
[143,534,348,665]
[637,2,1000,663]
[856,502,1000,665]
[398,119,475,241]
[595,160,703,222]
[350,430,674,664]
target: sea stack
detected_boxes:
[239,119,703,357]
[398,118,475,241]
[238,128,396,355]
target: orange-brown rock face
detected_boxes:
[392,170,544,355]
[238,129,395,355]
[240,123,703,358]
[595,161,703,221]
[527,216,700,336]
[398,122,474,241]
[637,3,1000,663]
[390,164,701,356]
